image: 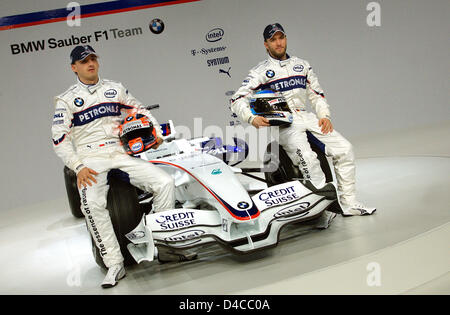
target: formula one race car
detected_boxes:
[63,112,341,268]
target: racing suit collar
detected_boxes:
[77,76,102,94]
[268,53,291,67]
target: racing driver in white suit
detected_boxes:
[231,24,376,216]
[52,45,192,288]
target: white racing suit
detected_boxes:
[52,78,175,267]
[231,55,356,205]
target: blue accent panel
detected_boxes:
[72,103,129,126]
[201,137,223,149]
[306,131,325,153]
[212,190,259,219]
[259,75,307,92]
[160,123,170,136]
[255,90,275,95]
[312,89,325,97]
[0,0,186,28]
[52,134,66,145]
[202,137,249,166]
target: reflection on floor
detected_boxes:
[1,154,449,294]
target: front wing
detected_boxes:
[126,182,338,263]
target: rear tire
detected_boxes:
[264,138,333,187]
[63,166,84,218]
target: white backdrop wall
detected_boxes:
[0,0,449,211]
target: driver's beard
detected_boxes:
[268,46,287,60]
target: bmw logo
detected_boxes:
[237,201,249,209]
[149,18,165,34]
[266,70,275,78]
[74,97,84,107]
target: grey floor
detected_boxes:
[1,123,449,295]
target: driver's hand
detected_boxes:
[77,167,98,189]
[251,116,270,128]
[318,118,334,134]
[152,137,164,149]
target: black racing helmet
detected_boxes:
[250,90,293,126]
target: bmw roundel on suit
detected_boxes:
[51,78,163,174]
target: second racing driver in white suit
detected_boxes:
[231,23,376,216]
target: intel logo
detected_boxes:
[164,229,205,242]
[206,28,224,42]
[131,142,143,152]
[104,89,117,98]
[274,202,310,218]
[293,65,304,72]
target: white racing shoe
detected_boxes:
[341,202,376,216]
[101,263,126,289]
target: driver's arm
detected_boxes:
[305,62,331,120]
[230,66,266,125]
[51,97,85,174]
